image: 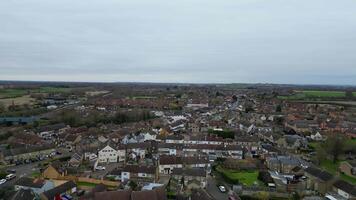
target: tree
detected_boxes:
[276,104,282,112]
[0,102,5,113]
[345,90,354,100]
[323,134,346,163]
[256,191,269,200]
[315,145,327,165]
[128,181,138,191]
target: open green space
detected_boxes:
[0,87,73,99]
[278,90,347,100]
[0,89,28,99]
[216,166,260,186]
[319,159,356,184]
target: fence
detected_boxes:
[56,176,120,187]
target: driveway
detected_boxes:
[90,163,120,179]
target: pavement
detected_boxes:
[206,176,229,200]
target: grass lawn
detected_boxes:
[216,166,260,186]
[320,159,356,184]
[31,172,41,178]
[308,142,320,149]
[77,181,98,187]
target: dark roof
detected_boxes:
[42,181,76,199]
[333,180,356,196]
[82,183,108,199]
[0,117,37,124]
[15,177,46,188]
[8,144,55,156]
[172,168,206,177]
[132,187,167,200]
[122,165,156,174]
[38,123,67,132]
[305,167,333,181]
[11,189,36,200]
[159,155,183,165]
[93,188,166,200]
[94,190,132,200]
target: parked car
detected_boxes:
[6,174,16,180]
[95,166,106,171]
[218,185,226,193]
[0,179,6,185]
[6,169,16,174]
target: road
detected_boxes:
[206,176,229,200]
[0,152,71,188]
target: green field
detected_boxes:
[216,166,260,186]
[77,181,98,187]
[0,89,28,98]
[0,87,72,99]
[279,90,347,100]
[320,159,356,184]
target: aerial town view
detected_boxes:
[1,0,356,200]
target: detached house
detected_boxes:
[339,160,356,178]
[98,144,118,163]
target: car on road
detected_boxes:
[0,179,6,185]
[95,166,106,171]
[5,174,16,180]
[218,185,226,193]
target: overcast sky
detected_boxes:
[1,0,356,84]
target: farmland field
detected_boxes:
[0,95,36,107]
[0,89,28,98]
[0,87,72,99]
[278,90,347,100]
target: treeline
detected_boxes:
[57,109,155,127]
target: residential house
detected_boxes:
[93,187,167,200]
[68,152,83,167]
[98,144,118,163]
[11,189,37,200]
[171,168,207,189]
[42,161,67,179]
[266,156,301,173]
[339,161,356,178]
[1,144,55,163]
[304,167,334,195]
[40,181,77,200]
[276,135,308,151]
[159,156,183,174]
[332,180,356,199]
[14,177,54,195]
[121,165,158,183]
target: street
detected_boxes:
[206,176,229,200]
[0,152,71,188]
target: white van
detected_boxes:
[5,174,16,180]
